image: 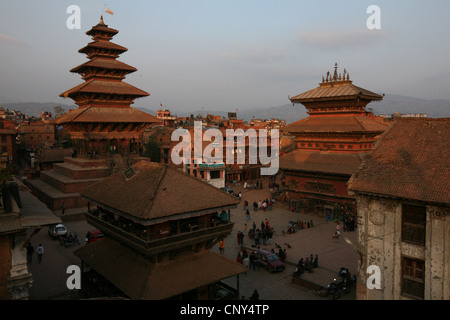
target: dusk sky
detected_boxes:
[1,0,450,113]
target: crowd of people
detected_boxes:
[250,198,274,212]
[294,254,319,276]
[287,219,314,234]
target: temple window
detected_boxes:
[401,256,424,299]
[401,204,426,246]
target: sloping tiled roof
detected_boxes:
[290,81,383,103]
[52,106,160,124]
[348,118,450,204]
[79,41,128,54]
[86,23,118,36]
[280,149,365,176]
[60,79,149,98]
[284,116,388,134]
[70,58,137,73]
[80,161,240,221]
[74,237,247,300]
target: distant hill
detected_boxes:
[0,102,76,117]
[368,94,450,118]
[2,94,449,124]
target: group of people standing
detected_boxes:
[294,254,319,276]
[250,219,274,246]
[251,199,273,212]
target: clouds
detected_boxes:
[297,27,387,50]
[0,33,28,47]
[213,43,286,65]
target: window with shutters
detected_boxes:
[401,204,426,245]
[401,256,424,299]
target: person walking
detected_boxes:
[26,243,34,264]
[36,244,44,263]
[219,240,225,255]
[250,289,260,300]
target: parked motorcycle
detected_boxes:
[326,279,341,299]
[59,232,80,248]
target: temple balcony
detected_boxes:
[85,209,234,257]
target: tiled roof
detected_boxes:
[0,215,24,233]
[284,116,388,134]
[74,237,247,300]
[80,161,240,221]
[60,79,149,98]
[290,81,383,103]
[280,149,365,175]
[86,24,118,36]
[70,58,137,73]
[348,118,450,204]
[79,41,128,54]
[52,106,160,124]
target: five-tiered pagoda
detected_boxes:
[28,17,160,214]
[55,16,160,156]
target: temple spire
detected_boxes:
[333,62,338,81]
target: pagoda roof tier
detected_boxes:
[290,63,383,104]
[290,81,383,103]
[53,106,160,124]
[60,79,149,98]
[86,18,119,40]
[280,149,365,176]
[79,41,128,55]
[74,238,247,300]
[80,161,240,222]
[70,58,137,74]
[284,115,388,134]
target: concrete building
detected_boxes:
[348,118,450,300]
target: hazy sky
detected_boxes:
[1,0,450,113]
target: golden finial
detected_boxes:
[100,15,104,24]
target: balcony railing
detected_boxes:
[85,212,234,256]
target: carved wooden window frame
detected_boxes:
[401,256,424,299]
[401,204,426,246]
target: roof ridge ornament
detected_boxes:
[333,62,338,81]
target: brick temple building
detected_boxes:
[26,17,160,212]
[74,161,247,300]
[280,64,388,217]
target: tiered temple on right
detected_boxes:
[280,64,388,217]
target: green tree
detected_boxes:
[143,138,161,163]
